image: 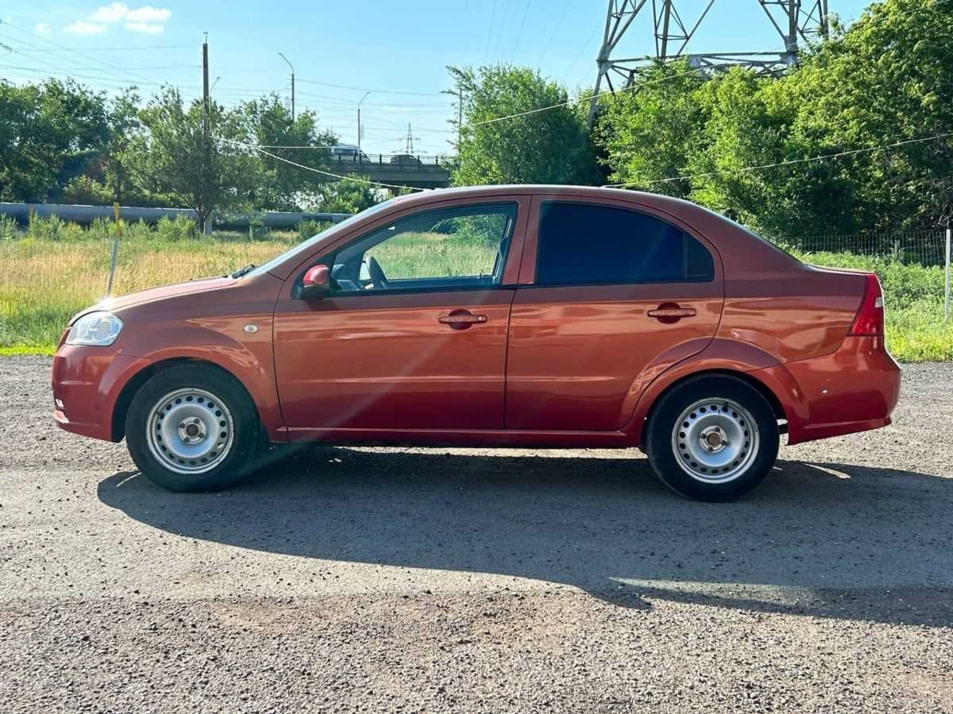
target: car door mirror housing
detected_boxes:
[301,264,331,298]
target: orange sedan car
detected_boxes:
[52,186,901,501]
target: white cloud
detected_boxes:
[65,20,107,35]
[91,2,128,22]
[125,5,170,22]
[124,21,163,34]
[34,22,52,36]
[91,3,171,24]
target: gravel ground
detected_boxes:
[1,356,952,713]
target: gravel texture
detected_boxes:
[1,356,952,713]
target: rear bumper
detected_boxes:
[51,345,150,442]
[752,336,901,445]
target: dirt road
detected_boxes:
[1,357,951,712]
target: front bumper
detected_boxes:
[51,344,150,442]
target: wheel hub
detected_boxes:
[178,416,207,444]
[700,425,728,452]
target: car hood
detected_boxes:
[72,276,237,323]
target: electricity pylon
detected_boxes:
[588,1,829,123]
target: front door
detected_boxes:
[274,198,527,434]
[506,198,725,432]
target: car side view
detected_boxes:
[52,186,901,501]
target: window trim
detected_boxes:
[293,201,521,299]
[530,199,716,289]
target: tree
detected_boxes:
[237,95,337,211]
[449,65,600,186]
[133,88,252,228]
[0,79,108,202]
[596,62,709,199]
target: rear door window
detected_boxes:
[535,202,714,286]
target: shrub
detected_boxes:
[298,219,333,242]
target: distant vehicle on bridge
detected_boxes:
[388,153,422,166]
[329,145,370,162]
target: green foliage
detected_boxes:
[0,79,109,202]
[313,177,381,214]
[132,88,253,227]
[449,65,600,186]
[596,0,953,235]
[0,215,20,241]
[598,62,709,198]
[239,95,338,211]
[298,219,334,241]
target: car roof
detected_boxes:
[393,184,697,213]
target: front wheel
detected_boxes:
[645,375,779,502]
[125,364,262,492]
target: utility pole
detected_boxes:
[357,91,370,153]
[202,33,210,136]
[278,52,295,120]
[456,87,462,151]
[201,32,211,235]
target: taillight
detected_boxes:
[848,273,885,337]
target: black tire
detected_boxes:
[125,363,262,492]
[645,375,779,502]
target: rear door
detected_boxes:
[505,196,724,432]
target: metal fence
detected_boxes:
[774,228,949,267]
[330,153,447,167]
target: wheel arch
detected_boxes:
[634,369,788,450]
[111,357,261,442]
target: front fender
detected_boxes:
[114,318,283,441]
[621,338,807,445]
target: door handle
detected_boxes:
[648,304,697,323]
[439,310,488,330]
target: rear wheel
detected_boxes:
[645,375,779,502]
[125,364,261,492]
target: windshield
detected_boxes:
[246,198,397,278]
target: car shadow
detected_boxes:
[97,447,953,628]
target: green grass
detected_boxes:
[1,216,950,361]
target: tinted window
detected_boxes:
[536,202,714,286]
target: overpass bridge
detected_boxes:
[330,153,451,190]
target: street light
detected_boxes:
[278,52,295,120]
[357,91,371,153]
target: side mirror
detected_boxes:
[301,264,331,298]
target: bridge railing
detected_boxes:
[330,153,449,168]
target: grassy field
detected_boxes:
[0,216,950,361]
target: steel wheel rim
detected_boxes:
[671,398,759,484]
[145,388,235,475]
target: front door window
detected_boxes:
[328,203,517,293]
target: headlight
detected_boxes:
[66,311,123,346]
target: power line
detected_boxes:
[484,0,499,63]
[0,18,161,86]
[537,0,573,66]
[8,44,193,52]
[603,131,953,188]
[510,0,534,62]
[219,137,426,192]
[294,77,444,97]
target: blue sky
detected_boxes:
[2,1,872,154]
